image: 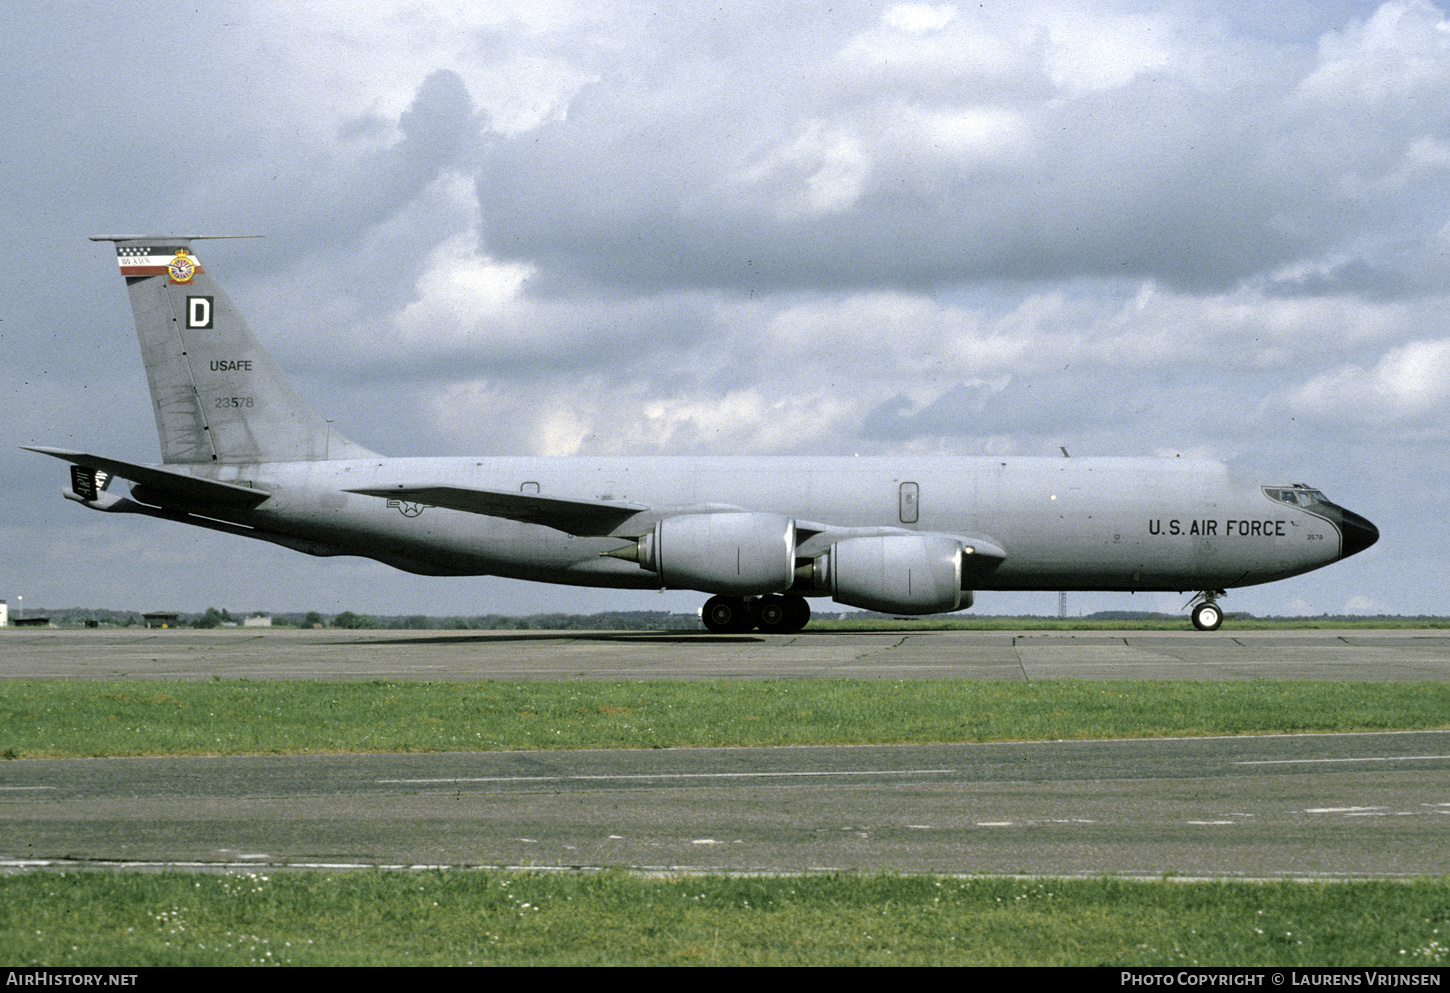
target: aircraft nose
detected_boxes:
[1334,505,1379,560]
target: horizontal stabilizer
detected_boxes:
[24,447,271,508]
[347,484,647,536]
[89,235,265,242]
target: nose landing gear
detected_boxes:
[1188,591,1226,631]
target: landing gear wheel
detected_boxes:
[702,595,753,633]
[752,595,788,632]
[752,594,811,634]
[1191,601,1223,632]
[781,594,811,633]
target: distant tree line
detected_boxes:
[322,610,707,631]
[18,607,713,630]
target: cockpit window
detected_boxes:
[1263,486,1327,507]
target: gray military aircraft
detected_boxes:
[26,236,1378,632]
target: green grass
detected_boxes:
[8,675,1450,966]
[4,678,1450,758]
[3,870,1449,966]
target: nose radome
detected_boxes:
[1335,506,1379,559]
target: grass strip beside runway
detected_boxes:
[3,678,1450,757]
[3,869,1449,966]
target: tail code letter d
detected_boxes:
[186,295,213,329]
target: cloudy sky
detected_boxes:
[2,0,1446,619]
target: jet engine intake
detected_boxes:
[812,533,966,614]
[613,512,796,595]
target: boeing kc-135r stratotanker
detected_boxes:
[26,236,1379,632]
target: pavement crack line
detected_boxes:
[853,634,910,662]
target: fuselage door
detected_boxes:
[899,481,919,524]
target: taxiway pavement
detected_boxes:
[2,627,1448,682]
[4,733,1450,876]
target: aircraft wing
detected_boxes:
[23,446,271,508]
[346,484,649,536]
[347,485,1012,566]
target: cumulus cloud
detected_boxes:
[460,1,1450,295]
[1286,339,1450,423]
[392,231,536,347]
[1297,0,1450,108]
[730,122,872,220]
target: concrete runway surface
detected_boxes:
[1,627,1448,682]
[2,627,1448,876]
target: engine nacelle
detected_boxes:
[816,534,966,614]
[626,512,796,595]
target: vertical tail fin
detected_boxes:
[91,235,375,464]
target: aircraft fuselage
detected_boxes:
[160,453,1363,594]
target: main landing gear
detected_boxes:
[1188,591,1226,632]
[701,593,812,634]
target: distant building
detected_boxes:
[143,612,180,629]
[242,615,272,628]
[13,617,52,628]
[0,600,7,628]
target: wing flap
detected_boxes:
[346,484,648,536]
